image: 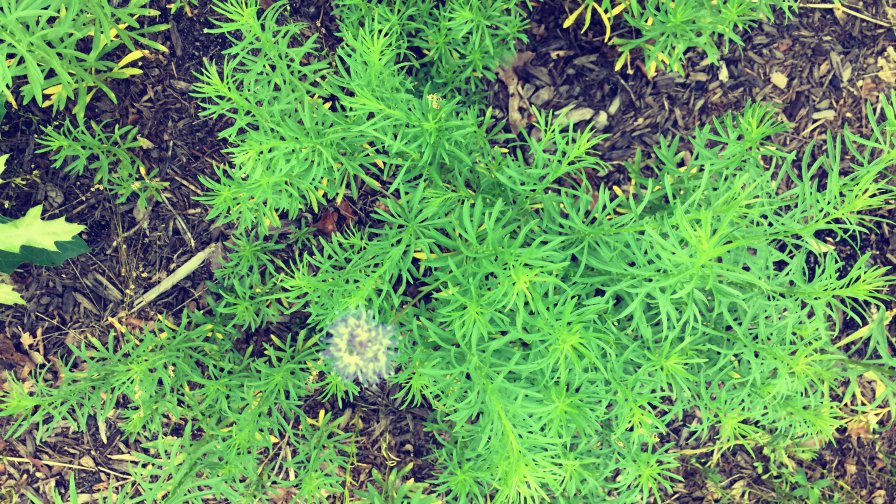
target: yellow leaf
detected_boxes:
[137,136,155,149]
[107,453,140,462]
[807,237,835,254]
[115,50,148,70]
[563,3,587,29]
[42,84,64,96]
[412,251,436,260]
[583,4,594,33]
[593,2,613,42]
[837,308,896,348]
[614,52,629,72]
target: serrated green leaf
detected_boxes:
[0,282,25,305]
[0,236,90,274]
[0,205,86,254]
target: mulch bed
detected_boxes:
[1,0,896,501]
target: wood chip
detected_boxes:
[812,109,837,120]
[607,95,622,116]
[558,106,595,126]
[592,110,609,131]
[529,86,555,107]
[770,71,789,89]
[718,61,729,83]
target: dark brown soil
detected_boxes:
[2,0,896,502]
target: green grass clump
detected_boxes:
[2,0,896,502]
[563,0,797,76]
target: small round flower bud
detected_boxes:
[323,310,395,385]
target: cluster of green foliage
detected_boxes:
[3,0,896,502]
[37,118,168,210]
[0,0,167,122]
[564,0,796,76]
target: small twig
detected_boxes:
[801,2,895,28]
[109,208,153,248]
[128,242,220,313]
[1,455,131,479]
[159,190,196,249]
[614,74,637,107]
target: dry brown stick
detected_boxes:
[128,242,220,313]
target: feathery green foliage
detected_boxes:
[0,0,167,122]
[2,0,895,502]
[37,118,168,210]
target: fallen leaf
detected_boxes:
[529,86,555,107]
[79,455,97,469]
[832,2,847,24]
[124,316,153,331]
[0,332,32,371]
[137,136,155,149]
[336,200,356,221]
[314,211,338,236]
[770,71,788,89]
[27,456,51,477]
[845,414,874,439]
[860,79,879,99]
[496,65,524,133]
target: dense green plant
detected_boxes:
[1,312,353,501]
[279,95,896,502]
[4,0,896,502]
[191,0,525,232]
[37,118,168,210]
[0,0,167,122]
[564,0,797,76]
[193,0,896,500]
